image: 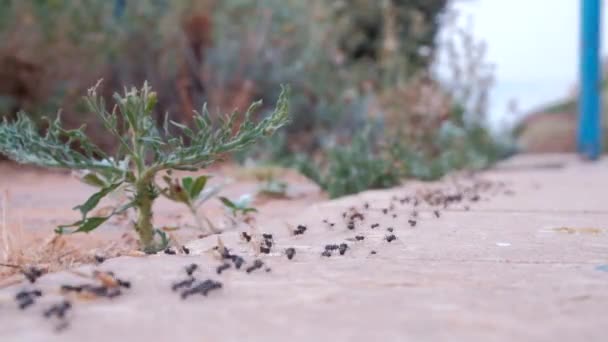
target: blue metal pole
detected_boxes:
[114,0,126,19]
[578,0,603,159]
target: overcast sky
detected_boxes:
[449,0,607,127]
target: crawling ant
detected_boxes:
[185,264,198,276]
[355,235,365,241]
[408,219,417,227]
[259,246,271,254]
[385,234,397,242]
[15,289,42,310]
[22,266,43,283]
[232,256,245,269]
[172,277,196,291]
[181,246,190,255]
[387,227,394,232]
[325,244,339,251]
[44,300,72,319]
[265,267,272,273]
[347,222,355,230]
[370,250,377,255]
[285,248,296,260]
[371,223,380,229]
[433,210,440,218]
[117,279,131,289]
[181,279,223,299]
[216,263,231,275]
[382,209,388,215]
[246,260,264,273]
[164,248,176,255]
[351,212,364,221]
[294,225,307,235]
[241,232,252,242]
[262,233,273,240]
[321,250,332,257]
[338,243,348,255]
[94,255,106,264]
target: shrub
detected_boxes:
[0,81,289,252]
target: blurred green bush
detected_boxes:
[0,0,513,197]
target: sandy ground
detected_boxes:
[0,154,607,341]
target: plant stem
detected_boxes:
[134,178,156,252]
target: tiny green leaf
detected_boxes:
[181,177,193,193]
[219,196,237,210]
[81,173,108,188]
[56,216,110,234]
[189,175,209,199]
[73,182,122,219]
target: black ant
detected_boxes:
[231,255,245,269]
[181,246,190,255]
[387,227,394,232]
[216,263,231,275]
[181,279,222,299]
[22,266,44,283]
[117,279,131,289]
[434,210,440,218]
[408,219,417,227]
[172,277,196,291]
[294,225,307,235]
[94,255,106,264]
[371,223,380,229]
[382,209,388,215]
[262,233,273,240]
[321,250,332,257]
[185,264,198,276]
[285,248,296,260]
[364,202,369,210]
[338,243,348,255]
[241,232,252,242]
[259,246,271,254]
[325,244,339,251]
[44,300,71,319]
[351,212,364,221]
[355,235,365,241]
[385,234,397,242]
[15,289,42,310]
[370,250,377,255]
[392,214,397,218]
[347,222,355,230]
[246,260,264,273]
[164,248,176,255]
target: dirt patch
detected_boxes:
[0,161,324,282]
